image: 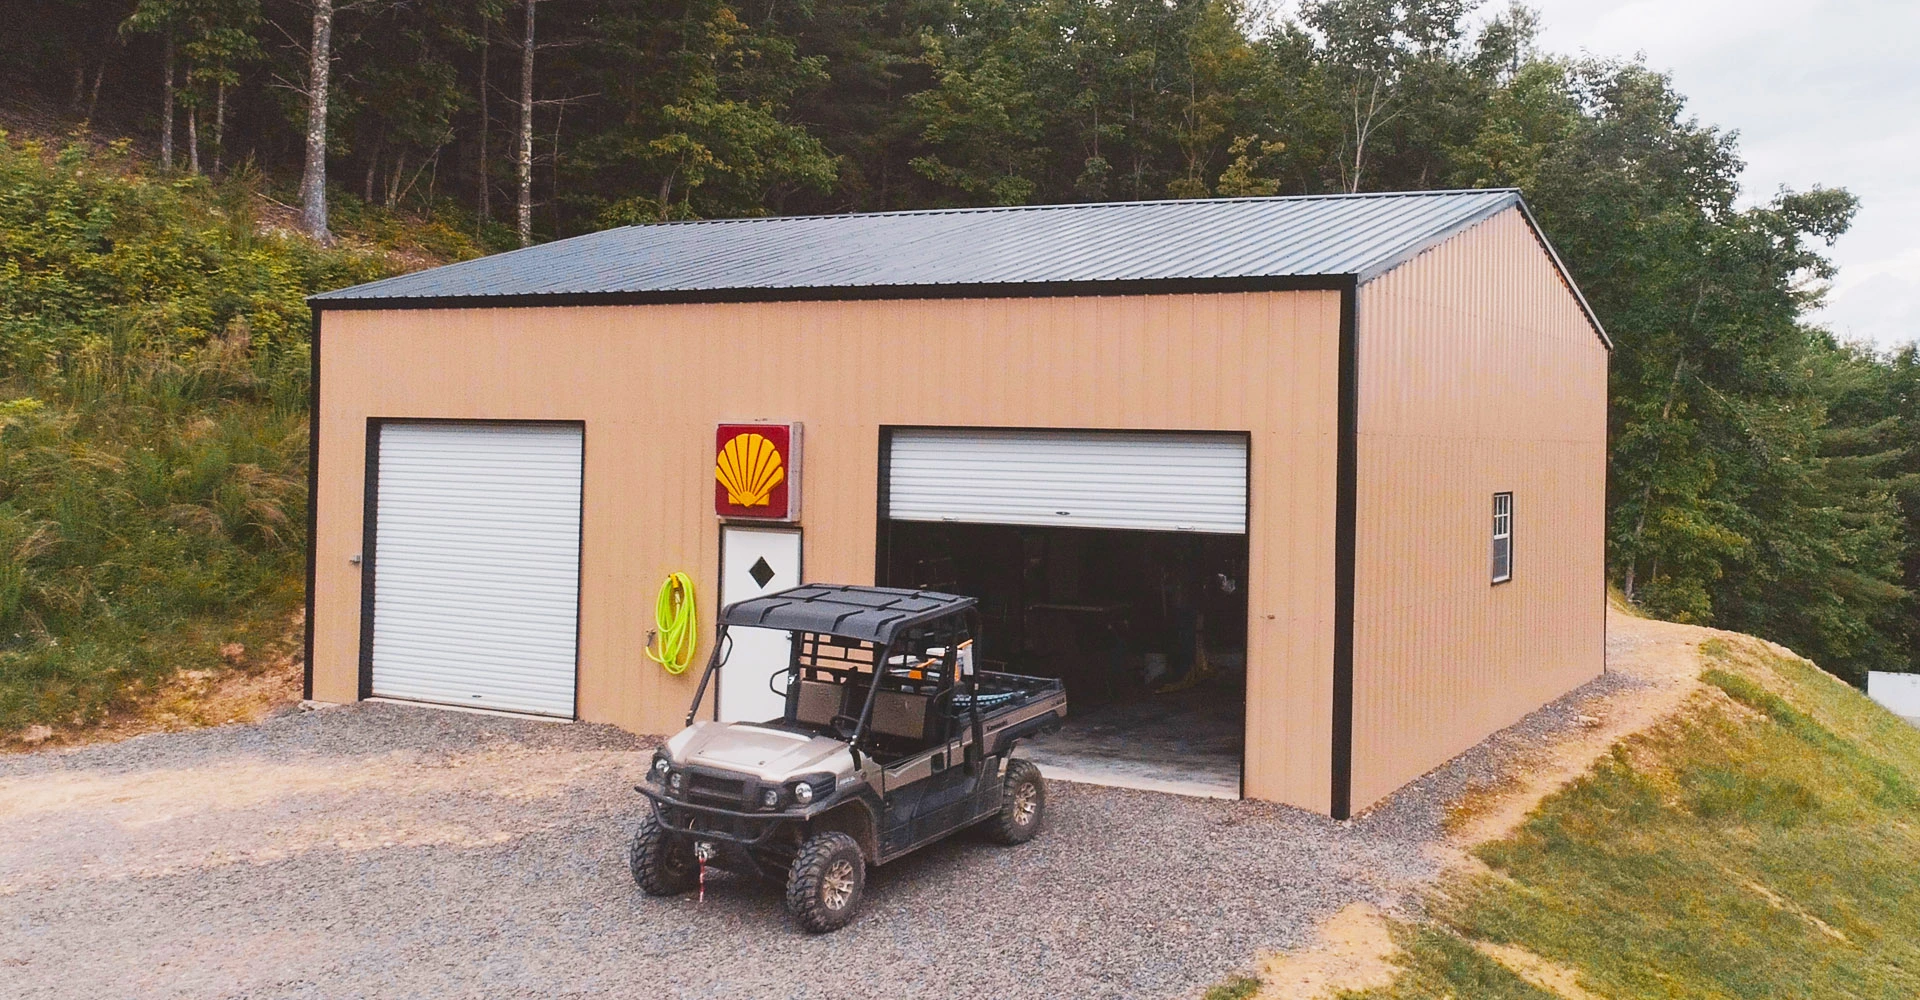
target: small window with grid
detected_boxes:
[1491,492,1513,584]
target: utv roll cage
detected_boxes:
[686,585,988,769]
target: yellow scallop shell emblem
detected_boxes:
[716,432,786,507]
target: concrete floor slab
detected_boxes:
[1021,677,1243,799]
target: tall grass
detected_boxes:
[0,132,393,732]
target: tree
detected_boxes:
[297,0,334,239]
[568,1,836,224]
[121,0,183,170]
[517,0,535,245]
[179,0,262,175]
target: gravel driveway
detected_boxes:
[0,673,1632,1000]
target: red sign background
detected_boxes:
[714,423,796,519]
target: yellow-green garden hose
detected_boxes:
[646,572,698,674]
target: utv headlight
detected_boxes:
[792,782,815,805]
[650,756,670,779]
[761,788,782,809]
[667,771,684,794]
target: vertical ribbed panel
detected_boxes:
[1349,207,1608,811]
[313,290,1342,811]
[370,423,582,717]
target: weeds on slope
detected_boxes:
[1342,638,1920,999]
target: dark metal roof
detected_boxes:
[719,584,975,646]
[312,190,1509,295]
[311,188,1605,345]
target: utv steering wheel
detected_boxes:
[828,714,862,740]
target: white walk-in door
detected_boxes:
[887,428,1248,534]
[717,526,803,723]
[369,423,583,718]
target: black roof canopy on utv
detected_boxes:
[718,585,976,645]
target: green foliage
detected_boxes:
[1351,639,1920,1000]
[0,133,394,731]
[568,1,839,225]
[1339,925,1556,999]
[1199,973,1262,1000]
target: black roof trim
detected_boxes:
[306,274,1352,312]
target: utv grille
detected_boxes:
[686,772,748,806]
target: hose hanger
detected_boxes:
[647,572,698,675]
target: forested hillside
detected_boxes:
[0,135,412,732]
[2,0,1917,704]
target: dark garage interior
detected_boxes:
[883,521,1247,797]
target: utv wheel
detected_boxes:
[785,831,866,933]
[986,758,1045,845]
[629,813,699,897]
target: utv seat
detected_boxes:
[794,679,847,728]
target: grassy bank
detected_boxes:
[1343,637,1920,999]
[0,133,467,735]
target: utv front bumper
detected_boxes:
[635,784,795,847]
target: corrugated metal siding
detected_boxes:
[370,423,582,717]
[887,428,1248,533]
[1348,206,1608,811]
[310,291,1343,811]
[311,191,1517,302]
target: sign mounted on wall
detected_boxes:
[715,423,801,521]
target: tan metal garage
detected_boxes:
[303,189,1609,818]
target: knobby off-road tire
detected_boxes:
[629,812,699,897]
[985,758,1045,845]
[785,831,866,933]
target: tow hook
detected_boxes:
[694,841,717,903]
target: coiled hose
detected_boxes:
[646,572,698,674]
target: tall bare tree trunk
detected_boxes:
[517,0,536,248]
[187,101,200,174]
[300,0,335,241]
[477,35,490,224]
[86,62,104,121]
[213,80,226,175]
[160,35,175,170]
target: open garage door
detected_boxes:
[882,428,1248,798]
[367,422,583,718]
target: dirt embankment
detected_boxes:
[1,614,306,755]
[1256,608,1757,1000]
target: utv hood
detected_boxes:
[667,722,855,781]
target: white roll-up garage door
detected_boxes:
[887,428,1247,534]
[369,423,582,717]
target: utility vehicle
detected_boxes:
[630,584,1067,932]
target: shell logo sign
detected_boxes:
[715,423,799,520]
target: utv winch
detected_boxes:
[629,584,1067,932]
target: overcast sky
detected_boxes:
[1522,0,1920,349]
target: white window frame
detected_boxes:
[1491,492,1514,584]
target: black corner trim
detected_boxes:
[1331,278,1359,821]
[308,274,1353,313]
[357,420,381,700]
[873,427,894,587]
[302,307,321,702]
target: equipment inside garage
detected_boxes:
[880,428,1248,797]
